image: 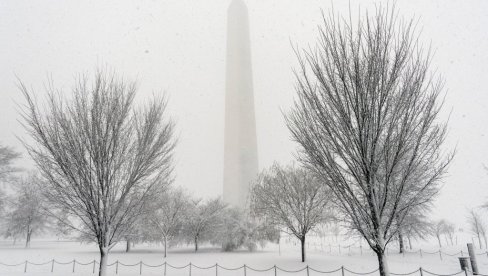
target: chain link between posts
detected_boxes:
[0,259,475,276]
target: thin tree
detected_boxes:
[468,209,486,249]
[183,197,226,252]
[432,220,447,248]
[443,221,456,246]
[3,173,49,248]
[122,215,147,253]
[18,71,175,276]
[402,212,432,249]
[0,144,20,214]
[331,222,341,243]
[150,186,189,257]
[396,202,434,253]
[251,163,331,262]
[0,145,20,181]
[286,6,452,276]
[313,223,328,251]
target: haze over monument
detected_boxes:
[223,0,258,209]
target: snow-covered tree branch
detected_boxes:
[251,163,332,262]
[285,6,453,276]
[18,70,176,276]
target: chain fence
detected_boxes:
[305,243,488,261]
[0,260,473,276]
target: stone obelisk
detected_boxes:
[223,0,258,209]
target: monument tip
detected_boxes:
[228,0,247,12]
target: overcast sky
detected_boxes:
[1,0,487,228]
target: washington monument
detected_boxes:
[223,0,258,209]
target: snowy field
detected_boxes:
[0,239,487,276]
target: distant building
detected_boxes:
[223,0,258,209]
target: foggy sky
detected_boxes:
[0,0,487,228]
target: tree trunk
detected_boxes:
[25,223,30,248]
[300,235,306,262]
[25,230,31,248]
[398,231,404,254]
[164,236,167,258]
[126,239,131,252]
[278,238,281,256]
[194,235,199,252]
[376,230,389,276]
[478,233,482,249]
[436,235,442,248]
[376,250,390,276]
[99,247,108,276]
[407,236,412,250]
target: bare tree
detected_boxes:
[432,220,448,248]
[183,197,226,252]
[122,215,148,253]
[396,202,435,253]
[0,144,20,214]
[313,223,329,251]
[285,6,452,276]
[468,209,486,249]
[52,211,72,240]
[402,212,431,249]
[18,71,175,276]
[149,186,189,257]
[212,206,279,252]
[0,145,20,181]
[331,222,341,242]
[251,163,331,262]
[3,173,49,248]
[443,221,456,246]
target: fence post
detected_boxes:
[244,265,247,276]
[116,260,119,274]
[467,243,479,275]
[24,261,27,273]
[341,266,345,276]
[274,265,277,276]
[306,265,310,276]
[419,267,423,276]
[439,251,443,261]
[164,262,167,276]
[73,259,76,273]
[215,263,218,276]
[139,261,142,275]
[51,259,54,272]
[93,260,96,274]
[190,262,192,276]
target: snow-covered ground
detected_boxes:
[0,238,486,276]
